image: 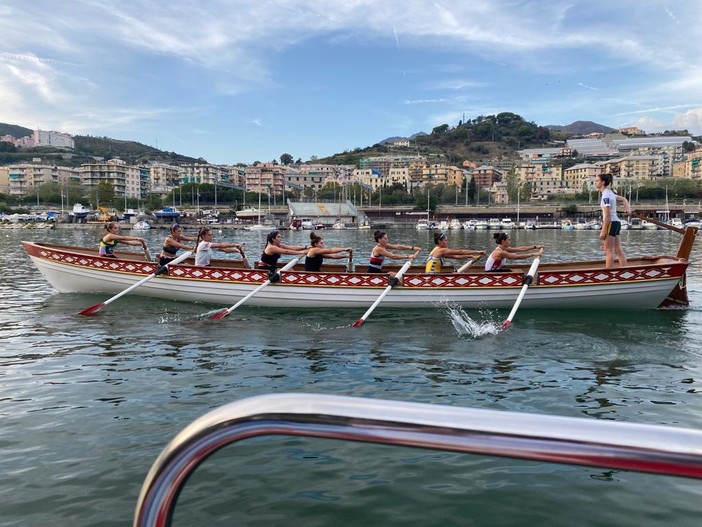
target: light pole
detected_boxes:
[516,186,520,226]
[465,175,469,206]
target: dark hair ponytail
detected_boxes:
[599,172,613,187]
[266,230,280,245]
[196,227,210,247]
[373,230,386,242]
[493,232,508,244]
[310,232,322,246]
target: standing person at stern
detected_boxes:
[595,172,630,268]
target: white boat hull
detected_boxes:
[22,242,689,311]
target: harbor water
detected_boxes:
[1,226,702,526]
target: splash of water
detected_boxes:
[444,303,501,338]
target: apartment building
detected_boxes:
[149,163,181,194]
[81,158,141,199]
[563,163,601,193]
[419,164,463,187]
[3,164,82,195]
[243,163,287,196]
[472,165,504,189]
[33,130,74,149]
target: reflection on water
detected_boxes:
[1,228,702,526]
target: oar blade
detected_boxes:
[79,302,106,316]
[210,309,230,320]
[501,320,512,330]
[352,318,365,328]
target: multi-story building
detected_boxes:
[419,164,463,187]
[672,149,702,179]
[602,155,663,180]
[3,164,81,195]
[81,158,140,198]
[149,163,181,194]
[33,130,74,149]
[351,168,384,191]
[387,167,411,190]
[472,165,504,189]
[563,163,601,193]
[287,164,338,191]
[243,163,287,196]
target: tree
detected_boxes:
[96,181,115,208]
[280,153,294,165]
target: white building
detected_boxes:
[33,130,74,149]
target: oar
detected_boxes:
[79,251,192,316]
[353,251,419,328]
[347,249,354,272]
[142,245,153,262]
[210,257,301,320]
[456,252,485,273]
[501,249,543,330]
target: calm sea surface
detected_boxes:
[1,226,702,527]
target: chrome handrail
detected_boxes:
[134,393,702,527]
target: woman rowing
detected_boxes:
[99,221,147,258]
[367,230,420,275]
[257,230,307,272]
[159,223,196,266]
[425,231,484,273]
[485,232,543,272]
[194,227,245,266]
[304,232,352,272]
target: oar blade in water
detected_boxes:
[78,302,106,316]
[210,309,230,320]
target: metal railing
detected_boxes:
[134,393,702,527]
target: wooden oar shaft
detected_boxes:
[353,254,416,327]
[502,251,542,329]
[456,252,484,273]
[211,256,301,320]
[79,250,192,315]
[632,212,684,234]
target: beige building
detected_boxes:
[563,163,601,193]
[3,164,81,196]
[82,159,142,199]
[419,164,463,187]
[352,168,384,191]
[149,163,181,194]
[388,167,411,190]
[602,155,662,180]
[243,163,287,196]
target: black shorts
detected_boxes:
[367,267,387,274]
[608,221,621,236]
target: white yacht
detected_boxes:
[449,218,463,230]
[487,218,501,229]
[500,218,515,229]
[415,219,431,230]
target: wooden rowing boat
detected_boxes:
[21,226,695,310]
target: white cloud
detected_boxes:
[673,108,702,135]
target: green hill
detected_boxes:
[317,112,558,165]
[0,122,33,138]
[73,135,200,165]
[0,123,202,166]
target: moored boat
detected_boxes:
[21,228,695,310]
[153,207,181,220]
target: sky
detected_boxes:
[1,1,701,165]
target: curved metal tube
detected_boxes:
[134,393,702,527]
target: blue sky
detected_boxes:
[1,1,701,164]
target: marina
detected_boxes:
[2,227,702,526]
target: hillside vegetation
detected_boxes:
[317,112,563,165]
